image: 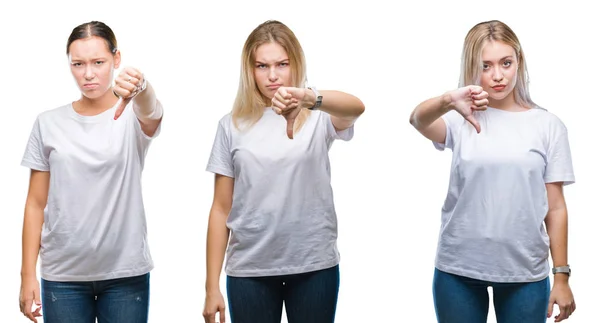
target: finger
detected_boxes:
[124,67,143,79]
[34,287,41,307]
[272,107,283,115]
[471,92,488,100]
[286,115,296,139]
[472,105,488,111]
[468,85,483,95]
[219,306,226,323]
[280,103,300,114]
[114,97,132,120]
[271,99,287,110]
[472,98,489,107]
[547,300,554,318]
[465,115,481,133]
[23,298,32,315]
[115,78,138,93]
[556,305,568,322]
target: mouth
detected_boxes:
[492,85,506,91]
[83,83,99,89]
[267,84,282,90]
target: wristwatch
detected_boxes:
[307,87,322,110]
[552,265,571,276]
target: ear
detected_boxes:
[113,49,122,69]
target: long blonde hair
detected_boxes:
[232,20,310,132]
[459,20,536,109]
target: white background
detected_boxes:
[1,0,597,322]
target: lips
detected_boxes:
[83,83,99,89]
[267,84,282,90]
[492,85,506,91]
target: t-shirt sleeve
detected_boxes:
[206,119,234,178]
[21,117,50,171]
[433,110,465,151]
[320,110,354,142]
[545,120,575,185]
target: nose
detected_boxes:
[492,66,503,82]
[84,65,95,80]
[268,66,278,82]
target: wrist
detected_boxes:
[303,88,317,109]
[21,271,37,279]
[553,273,570,284]
[440,92,454,112]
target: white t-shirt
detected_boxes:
[21,102,160,282]
[433,107,575,283]
[206,108,353,277]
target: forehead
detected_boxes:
[254,42,288,61]
[481,40,516,61]
[68,36,112,59]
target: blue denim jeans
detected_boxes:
[433,268,550,323]
[41,273,150,323]
[226,265,340,323]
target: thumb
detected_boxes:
[34,288,41,306]
[465,115,481,133]
[547,298,554,318]
[286,115,296,139]
[113,97,132,120]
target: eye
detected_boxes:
[72,62,82,67]
[482,64,490,70]
[256,64,267,69]
[503,60,512,67]
[279,62,289,67]
[95,61,104,65]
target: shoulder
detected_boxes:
[531,106,568,131]
[37,104,72,122]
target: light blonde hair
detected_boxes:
[459,20,536,109]
[232,20,310,132]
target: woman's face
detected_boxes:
[480,40,518,103]
[253,42,292,102]
[68,36,120,99]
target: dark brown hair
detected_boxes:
[66,21,117,55]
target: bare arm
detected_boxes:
[312,90,365,132]
[545,182,569,282]
[132,80,163,138]
[544,182,576,322]
[409,86,488,142]
[19,170,49,321]
[409,93,452,144]
[205,174,234,293]
[21,170,49,279]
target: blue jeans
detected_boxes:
[41,273,150,323]
[433,268,550,323]
[226,265,340,323]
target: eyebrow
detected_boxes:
[482,56,514,63]
[69,56,108,61]
[255,59,289,64]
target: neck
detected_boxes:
[74,88,119,116]
[488,91,527,112]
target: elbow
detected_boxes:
[409,111,418,128]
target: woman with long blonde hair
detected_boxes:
[202,20,364,323]
[409,20,576,322]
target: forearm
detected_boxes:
[545,208,569,282]
[132,80,163,123]
[205,210,230,292]
[21,205,43,278]
[409,92,452,130]
[306,90,364,120]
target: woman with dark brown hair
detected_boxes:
[18,21,163,323]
